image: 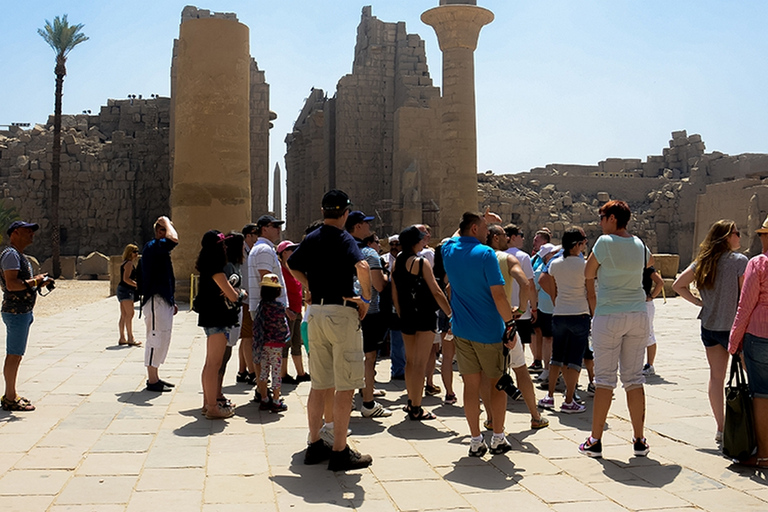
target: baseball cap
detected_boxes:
[276,240,299,254]
[345,210,375,230]
[537,243,556,259]
[322,189,352,211]
[260,273,283,288]
[256,215,285,228]
[7,221,39,236]
[399,225,426,248]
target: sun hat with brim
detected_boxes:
[276,240,299,254]
[260,273,283,288]
[399,225,426,249]
[756,214,768,234]
[7,221,39,236]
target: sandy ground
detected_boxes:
[32,279,111,318]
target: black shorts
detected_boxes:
[400,311,437,336]
[362,312,389,353]
[516,318,533,344]
[533,311,553,338]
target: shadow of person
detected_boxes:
[270,450,365,506]
[726,461,768,486]
[442,455,522,490]
[115,389,166,407]
[386,418,454,440]
[596,457,682,486]
[172,408,227,437]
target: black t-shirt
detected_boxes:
[287,224,364,302]
[196,260,239,328]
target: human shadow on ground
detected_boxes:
[387,418,454,440]
[442,455,522,490]
[270,450,365,507]
[725,462,768,485]
[0,411,22,423]
[105,344,142,351]
[597,457,682,486]
[348,417,387,436]
[239,401,284,426]
[115,389,167,407]
[643,375,677,386]
[173,407,227,437]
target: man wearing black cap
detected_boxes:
[0,221,54,411]
[346,211,392,419]
[247,215,287,319]
[288,189,373,471]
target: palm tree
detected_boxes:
[38,15,88,278]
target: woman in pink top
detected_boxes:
[729,215,768,468]
[277,241,309,384]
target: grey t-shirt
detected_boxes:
[694,251,748,331]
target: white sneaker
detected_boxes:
[318,424,352,448]
[642,364,655,376]
[489,435,512,454]
[361,401,393,418]
[537,369,550,382]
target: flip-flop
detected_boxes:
[119,340,142,347]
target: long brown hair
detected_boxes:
[693,219,737,289]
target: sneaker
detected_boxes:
[444,393,458,405]
[253,390,262,403]
[318,424,352,449]
[579,437,602,458]
[296,373,311,383]
[642,364,655,376]
[528,360,543,373]
[361,401,393,418]
[489,435,513,455]
[304,439,333,465]
[259,399,273,411]
[537,395,555,410]
[328,445,373,471]
[715,431,723,444]
[158,379,175,388]
[236,371,249,383]
[536,369,550,382]
[469,438,488,457]
[587,382,596,396]
[633,437,650,457]
[270,399,288,413]
[146,380,172,392]
[560,401,586,414]
[571,391,585,405]
[282,374,297,385]
[425,384,441,396]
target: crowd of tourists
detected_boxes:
[4,191,768,472]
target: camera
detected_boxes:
[495,372,522,400]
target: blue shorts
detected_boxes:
[203,326,231,338]
[550,314,591,371]
[701,326,729,349]
[116,284,136,302]
[3,312,34,356]
[744,332,768,399]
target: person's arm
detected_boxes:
[2,269,50,292]
[585,252,599,316]
[729,258,762,354]
[122,261,137,288]
[422,259,451,316]
[672,265,702,307]
[538,271,556,303]
[648,270,664,300]
[371,267,386,293]
[212,272,240,302]
[156,216,178,243]
[483,206,502,224]
[491,284,514,324]
[354,259,371,319]
[506,254,530,314]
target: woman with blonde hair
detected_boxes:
[117,244,140,346]
[673,219,747,444]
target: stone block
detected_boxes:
[653,254,680,278]
[671,129,687,140]
[662,278,677,297]
[40,256,76,279]
[597,191,610,202]
[77,252,109,276]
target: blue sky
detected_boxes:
[2,1,767,211]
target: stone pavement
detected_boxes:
[0,296,766,511]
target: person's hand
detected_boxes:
[502,319,517,344]
[358,301,370,320]
[484,206,502,224]
[286,309,297,321]
[173,304,178,315]
[530,309,537,322]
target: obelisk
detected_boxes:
[171,13,252,290]
[422,0,493,235]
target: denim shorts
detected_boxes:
[203,325,232,339]
[744,332,768,399]
[3,312,34,356]
[116,284,136,302]
[550,314,591,370]
[701,326,729,349]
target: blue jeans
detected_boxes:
[551,314,591,371]
[3,312,34,356]
[744,332,768,399]
[389,329,405,377]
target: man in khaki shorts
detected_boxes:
[287,189,373,471]
[441,212,522,457]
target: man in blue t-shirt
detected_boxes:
[442,212,520,457]
[288,189,373,471]
[141,216,178,393]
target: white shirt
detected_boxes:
[247,237,287,310]
[505,246,534,319]
[418,247,435,267]
[548,255,590,315]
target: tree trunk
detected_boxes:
[51,55,66,278]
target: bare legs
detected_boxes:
[308,387,353,451]
[403,331,434,408]
[118,300,135,343]
[362,351,377,402]
[440,335,455,396]
[590,385,645,441]
[202,333,228,410]
[705,344,729,432]
[425,342,439,389]
[3,354,22,400]
[511,364,544,421]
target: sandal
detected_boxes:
[1,395,36,412]
[484,418,493,430]
[402,399,413,413]
[217,397,234,408]
[408,405,436,421]
[118,339,142,346]
[531,417,550,430]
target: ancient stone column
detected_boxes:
[171,17,251,288]
[422,0,493,236]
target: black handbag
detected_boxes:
[722,355,756,460]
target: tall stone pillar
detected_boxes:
[171,17,251,289]
[422,0,493,237]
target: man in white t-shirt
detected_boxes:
[248,215,288,315]
[503,224,538,360]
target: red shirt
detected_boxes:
[730,251,768,352]
[281,264,303,314]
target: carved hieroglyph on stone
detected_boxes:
[171,13,252,282]
[422,0,493,234]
